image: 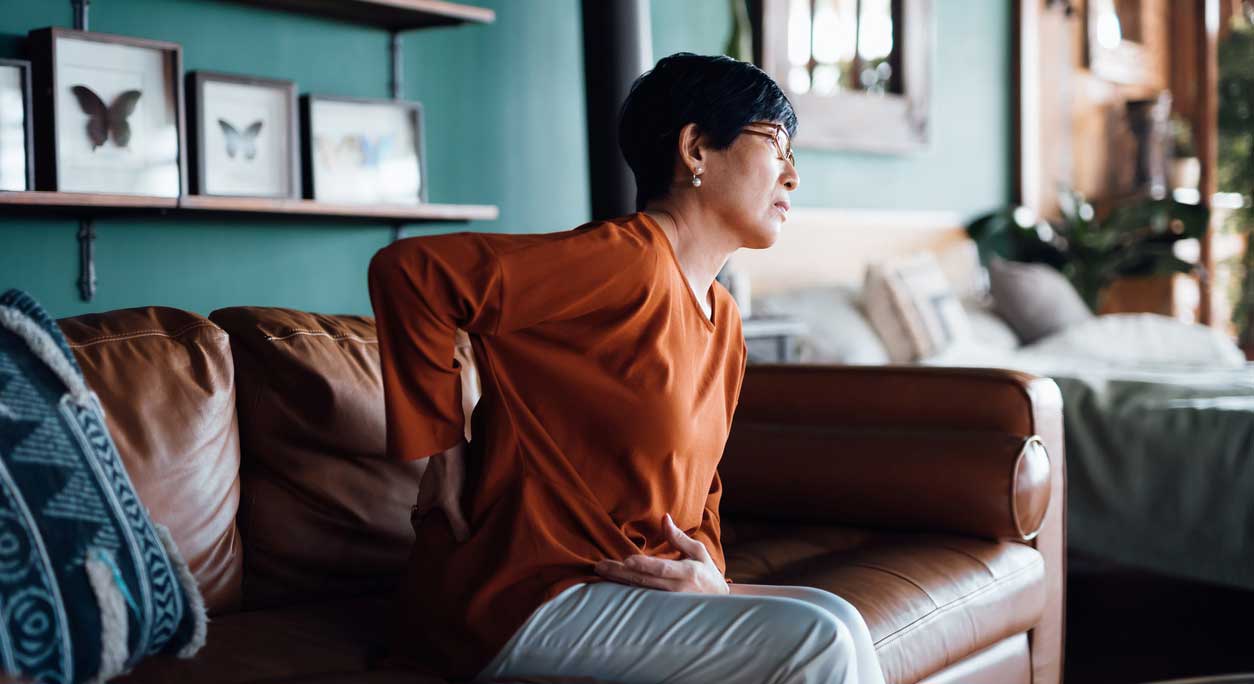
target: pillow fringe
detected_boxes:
[85,551,131,683]
[0,305,93,406]
[155,523,208,658]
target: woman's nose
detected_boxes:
[783,167,799,191]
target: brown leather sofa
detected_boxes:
[54,304,1065,684]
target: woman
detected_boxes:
[368,53,886,684]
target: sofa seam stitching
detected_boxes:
[66,321,219,347]
[871,555,1044,648]
[263,329,377,343]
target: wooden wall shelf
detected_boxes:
[180,195,498,222]
[9,0,497,302]
[225,0,495,31]
[0,191,498,223]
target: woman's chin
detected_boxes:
[747,220,783,249]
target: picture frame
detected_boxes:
[27,27,186,197]
[300,94,426,205]
[0,58,35,191]
[187,70,300,198]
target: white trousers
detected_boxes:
[475,581,887,684]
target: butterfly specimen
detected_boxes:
[70,85,142,150]
[218,119,263,160]
[314,133,395,169]
[357,134,393,168]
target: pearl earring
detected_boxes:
[691,167,703,187]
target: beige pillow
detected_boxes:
[864,253,972,362]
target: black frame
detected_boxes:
[0,58,35,191]
[187,70,301,198]
[27,27,187,196]
[300,93,427,204]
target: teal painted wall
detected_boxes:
[0,0,588,319]
[651,0,1012,216]
[0,0,1010,319]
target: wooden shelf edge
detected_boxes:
[0,190,179,210]
[229,0,495,30]
[371,0,495,24]
[0,191,499,223]
[179,195,499,222]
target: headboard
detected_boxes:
[729,208,981,295]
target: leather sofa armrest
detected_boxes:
[722,364,1066,684]
[721,422,1050,541]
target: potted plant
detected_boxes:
[1218,16,1254,354]
[966,189,1209,312]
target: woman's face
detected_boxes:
[693,121,800,249]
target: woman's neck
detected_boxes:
[642,204,736,313]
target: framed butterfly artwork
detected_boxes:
[27,27,185,197]
[300,94,426,205]
[0,59,34,192]
[187,71,299,198]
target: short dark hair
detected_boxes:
[618,52,798,210]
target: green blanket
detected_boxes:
[1054,368,1254,588]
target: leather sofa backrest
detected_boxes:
[209,307,482,610]
[59,307,244,614]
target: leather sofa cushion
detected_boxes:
[724,520,1046,684]
[59,307,243,615]
[113,596,436,684]
[209,307,424,609]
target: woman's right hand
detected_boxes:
[412,439,471,542]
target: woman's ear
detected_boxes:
[676,122,706,174]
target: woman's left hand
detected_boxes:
[594,513,729,594]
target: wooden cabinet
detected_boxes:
[1097,273,1199,323]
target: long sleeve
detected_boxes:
[368,224,655,462]
[369,233,506,462]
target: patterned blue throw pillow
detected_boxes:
[0,290,206,683]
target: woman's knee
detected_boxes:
[756,600,857,678]
[787,586,866,625]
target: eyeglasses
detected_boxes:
[741,122,796,168]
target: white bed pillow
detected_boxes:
[752,285,891,364]
[963,298,1020,351]
[1024,313,1246,368]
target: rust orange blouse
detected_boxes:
[367,211,747,680]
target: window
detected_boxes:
[757,0,930,154]
[783,0,901,96]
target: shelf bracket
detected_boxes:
[77,218,96,302]
[391,222,405,242]
[389,31,403,100]
[72,0,90,30]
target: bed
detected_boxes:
[730,208,1254,590]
